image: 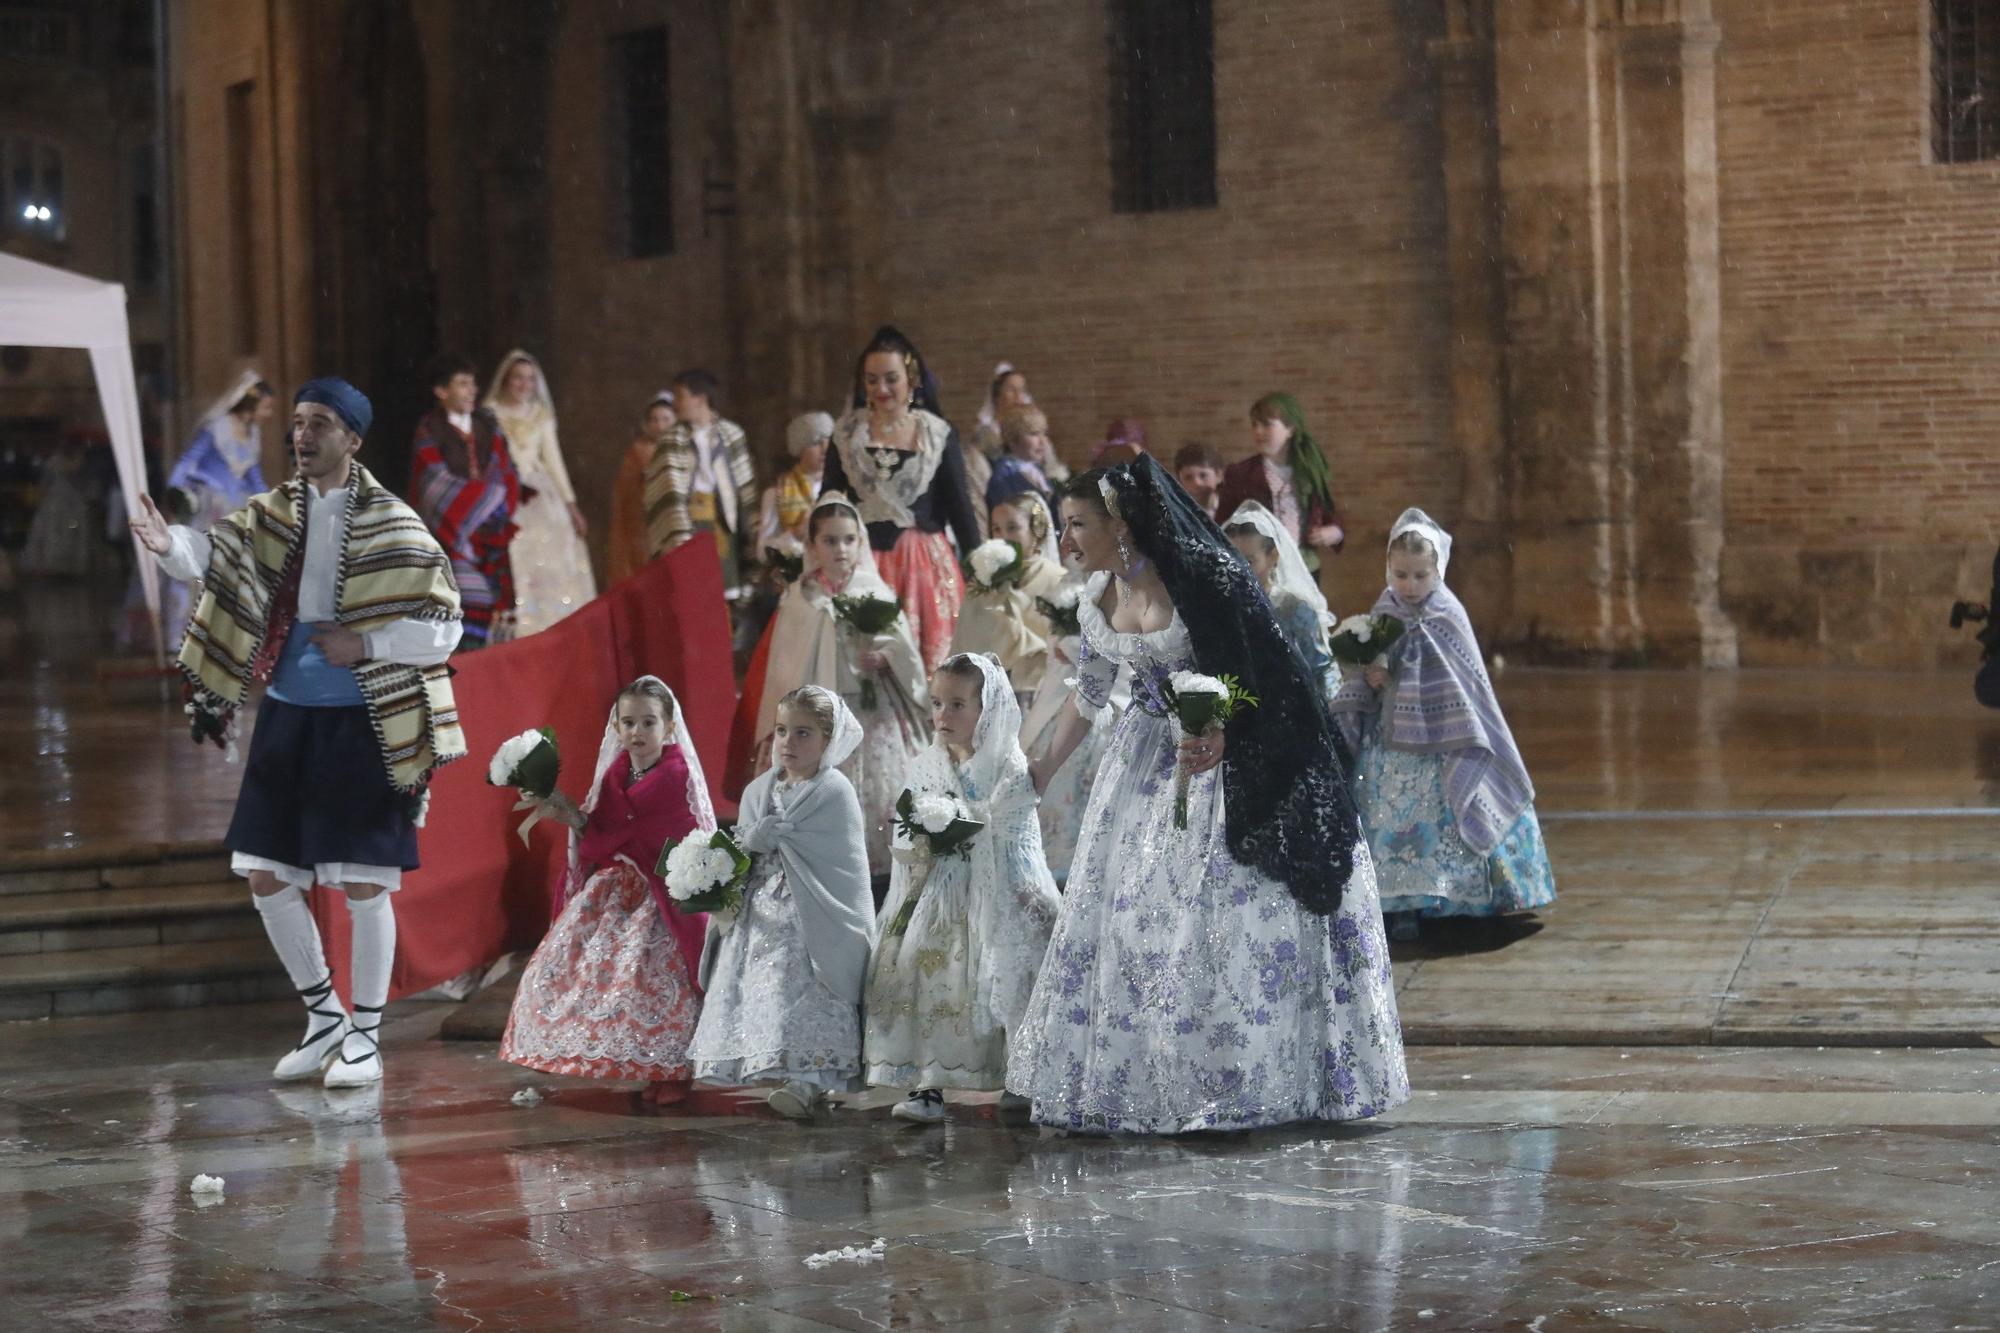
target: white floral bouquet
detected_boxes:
[965,538,1026,594]
[487,727,562,845]
[1327,613,1406,670]
[659,828,750,925]
[1162,670,1259,830]
[1034,582,1082,637]
[885,788,984,936]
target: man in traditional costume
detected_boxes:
[644,369,756,584]
[411,353,520,648]
[132,378,466,1088]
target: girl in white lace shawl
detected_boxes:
[752,492,930,877]
[865,653,1060,1118]
[689,686,877,1119]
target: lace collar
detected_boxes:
[1076,570,1190,659]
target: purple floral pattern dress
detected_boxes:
[1005,575,1409,1134]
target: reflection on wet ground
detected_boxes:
[4,1003,1997,1329]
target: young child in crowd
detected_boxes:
[501,677,712,1104]
[689,687,876,1119]
[985,407,1057,511]
[610,394,674,584]
[864,654,1059,1123]
[1216,393,1343,568]
[1173,441,1225,522]
[750,493,929,876]
[950,490,1066,703]
[1328,509,1556,940]
[1223,500,1337,704]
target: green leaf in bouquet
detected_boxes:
[832,594,903,635]
[1034,595,1082,638]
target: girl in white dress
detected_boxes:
[1007,460,1408,1135]
[751,493,930,877]
[689,686,877,1120]
[485,350,596,634]
[865,652,1060,1123]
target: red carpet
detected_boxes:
[312,540,737,1003]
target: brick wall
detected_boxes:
[1715,1,2000,667]
[866,0,1456,623]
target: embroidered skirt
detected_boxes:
[872,529,962,677]
[501,858,702,1082]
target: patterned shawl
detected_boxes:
[1327,583,1532,855]
[179,464,467,793]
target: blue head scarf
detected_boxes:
[295,377,373,439]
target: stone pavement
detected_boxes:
[4,1002,1998,1331]
[1394,814,2000,1047]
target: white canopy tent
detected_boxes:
[0,251,160,656]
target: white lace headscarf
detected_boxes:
[1224,499,1332,629]
[483,348,556,427]
[1387,506,1454,582]
[802,491,887,586]
[769,684,863,777]
[934,651,1028,801]
[570,676,715,879]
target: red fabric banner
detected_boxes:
[311,539,737,1003]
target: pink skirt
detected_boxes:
[501,859,700,1082]
[874,529,963,677]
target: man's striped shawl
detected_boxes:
[179,463,468,792]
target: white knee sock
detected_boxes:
[343,892,398,1052]
[252,885,331,993]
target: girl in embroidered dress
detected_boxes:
[501,677,712,1102]
[866,653,1060,1123]
[690,686,877,1120]
[1006,460,1407,1135]
[485,350,595,634]
[1223,500,1338,706]
[821,326,983,675]
[747,493,929,877]
[1327,509,1556,941]
[950,490,1066,704]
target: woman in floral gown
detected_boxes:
[1007,458,1407,1135]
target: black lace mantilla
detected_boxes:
[1105,456,1363,915]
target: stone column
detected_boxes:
[1429,0,1514,635]
[1482,0,1737,666]
[1612,4,1738,666]
[1490,0,1620,662]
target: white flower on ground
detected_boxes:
[1168,670,1225,697]
[189,1174,225,1195]
[969,539,1018,586]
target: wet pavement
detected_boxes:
[4,1001,1997,1330]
